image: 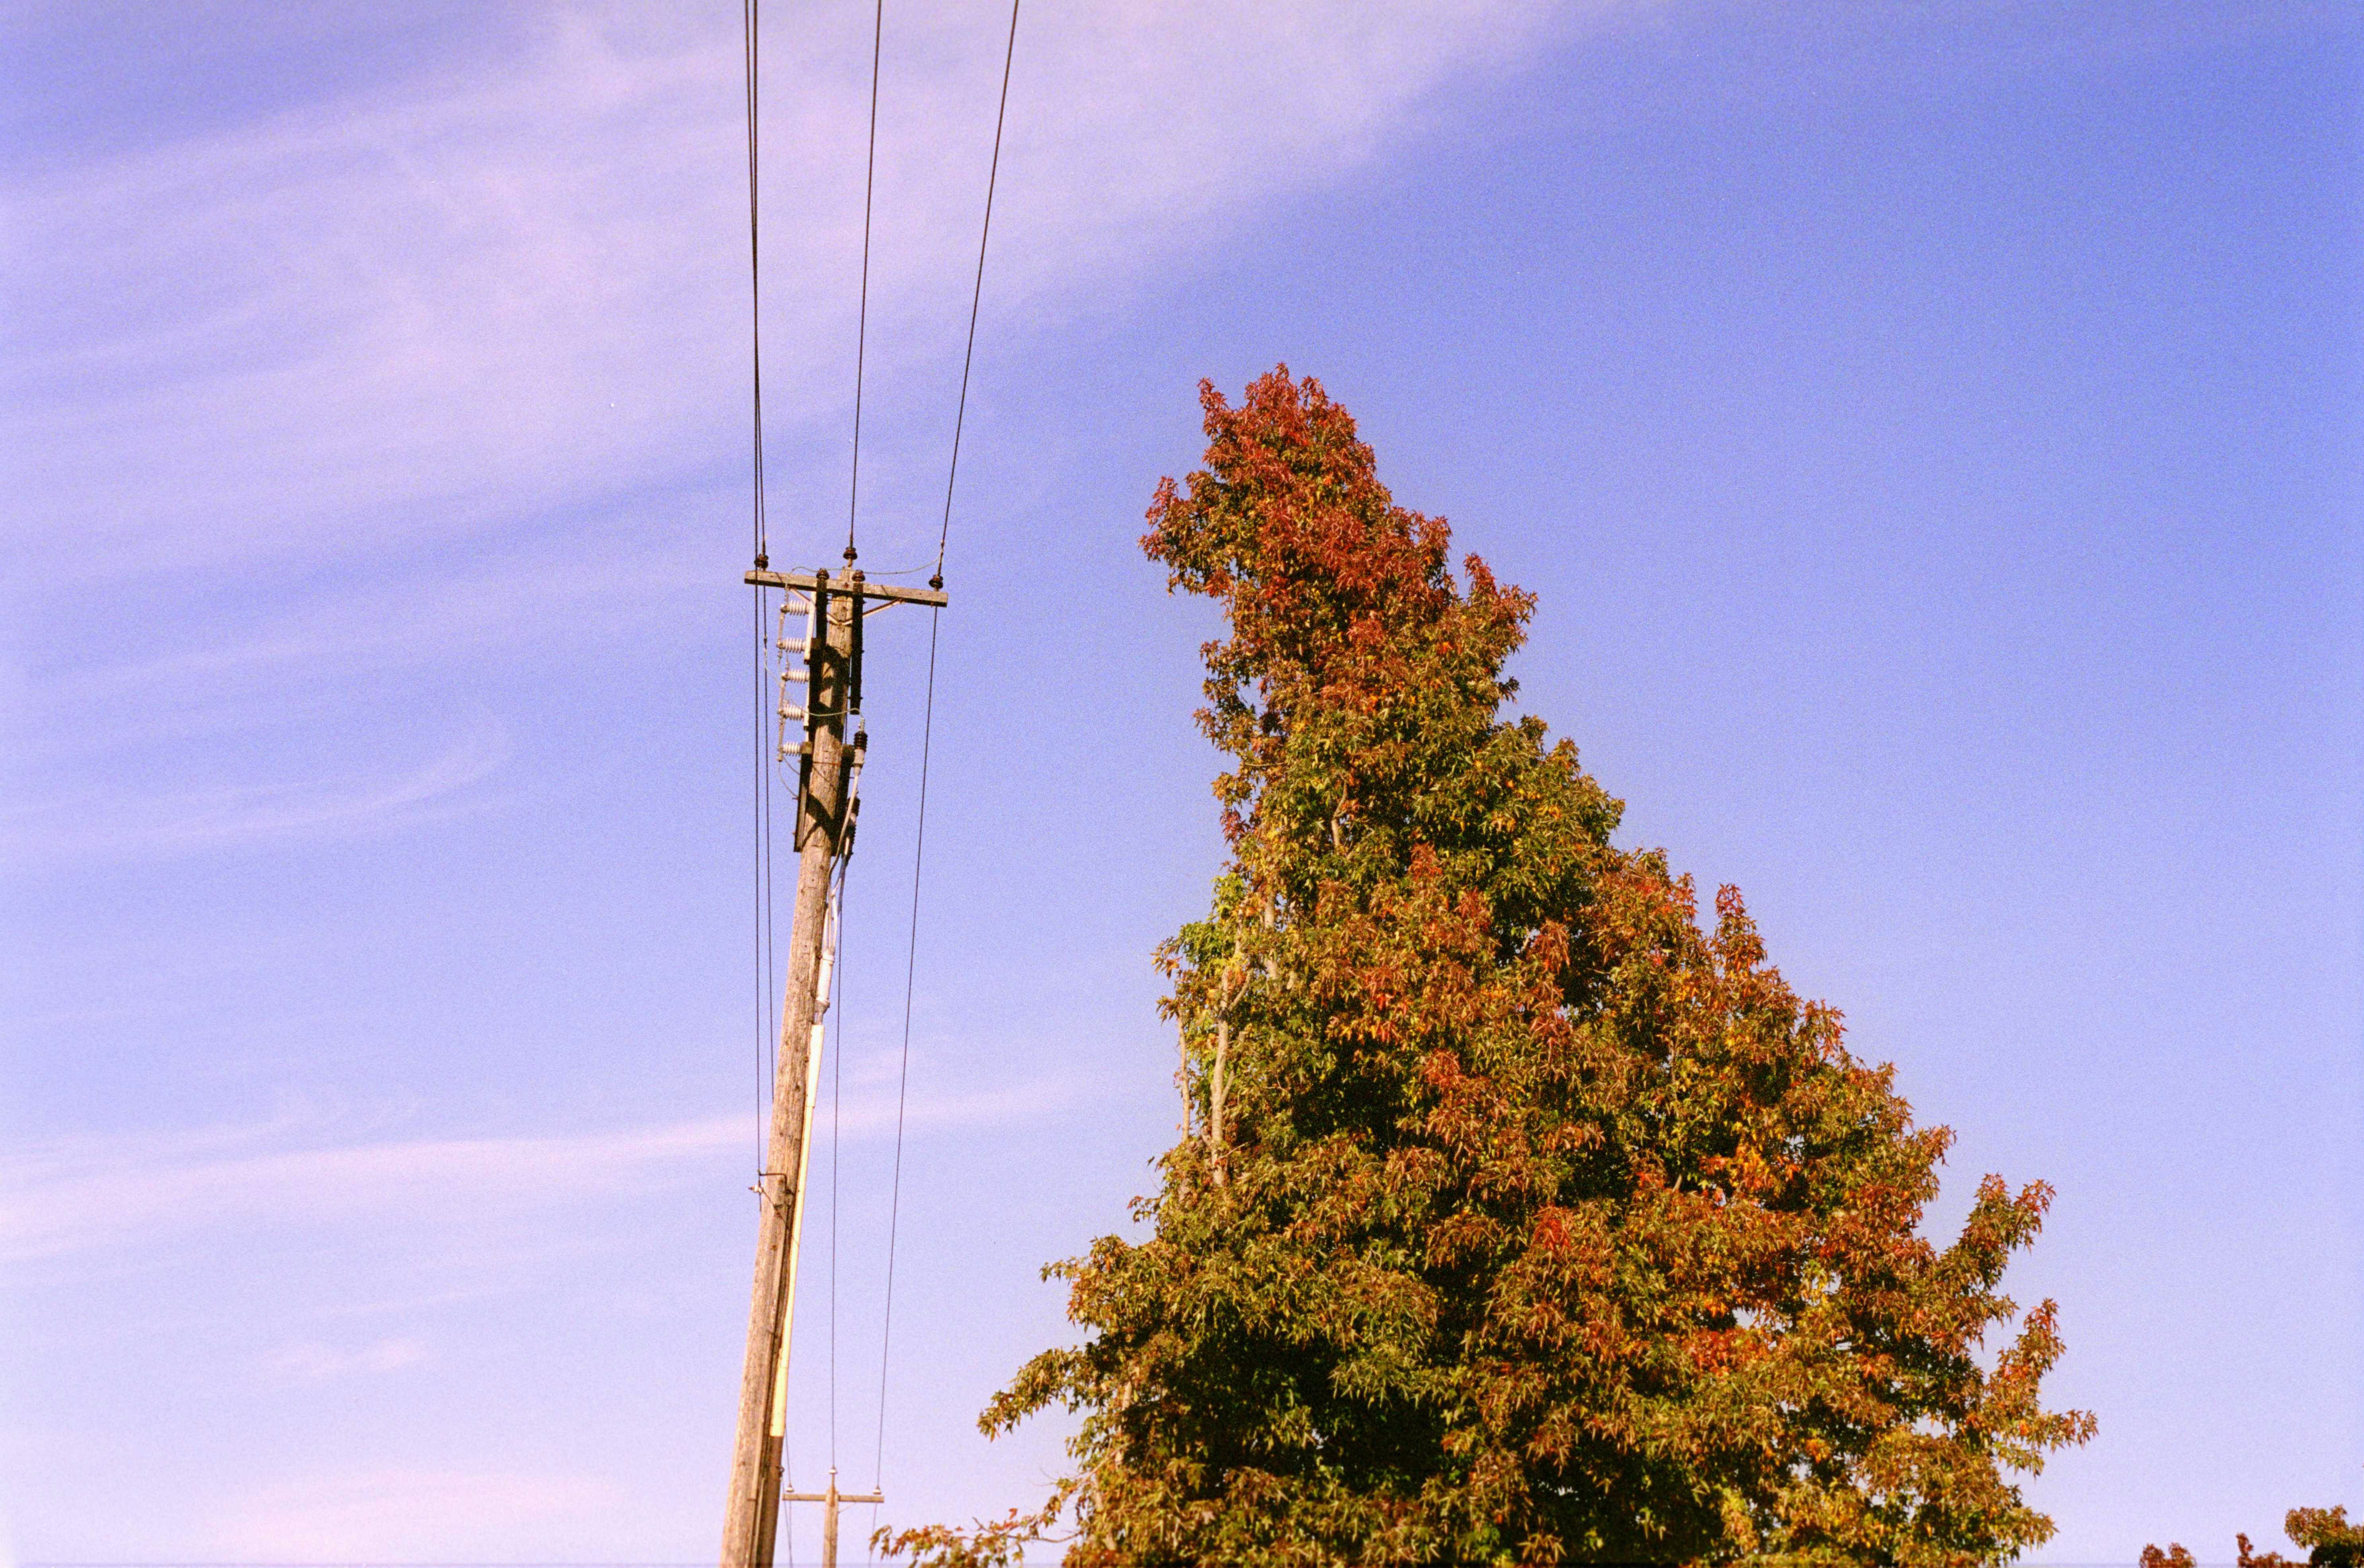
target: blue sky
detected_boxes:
[2,1,2357,1562]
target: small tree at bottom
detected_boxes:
[2144,1503,2364,1568]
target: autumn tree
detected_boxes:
[887,368,2092,1566]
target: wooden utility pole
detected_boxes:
[720,564,946,1568]
[784,1468,885,1568]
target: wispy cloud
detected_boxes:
[2,0,1620,586]
[0,716,508,862]
[2,0,1626,889]
[265,1335,433,1383]
[5,515,713,764]
[1,1083,1070,1269]
[199,1466,621,1558]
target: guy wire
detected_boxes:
[845,0,885,562]
[876,0,1024,1491]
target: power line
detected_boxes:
[745,0,777,1178]
[742,0,768,567]
[754,594,774,1175]
[871,604,938,1490]
[845,0,886,564]
[874,0,1023,1492]
[931,0,1021,591]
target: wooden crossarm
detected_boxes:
[746,568,949,608]
[783,1489,885,1504]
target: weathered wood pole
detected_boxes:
[720,569,860,1568]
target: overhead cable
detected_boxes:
[845,0,886,563]
[745,0,778,1178]
[876,0,1024,1494]
[743,0,769,566]
[930,0,1022,591]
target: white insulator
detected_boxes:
[779,704,806,723]
[783,668,808,684]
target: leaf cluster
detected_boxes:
[2147,1504,2364,1568]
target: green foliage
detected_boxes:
[888,368,2093,1566]
[2146,1508,2362,1568]
[874,1502,1063,1568]
[2289,1504,2363,1568]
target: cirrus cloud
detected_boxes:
[2,0,1631,587]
